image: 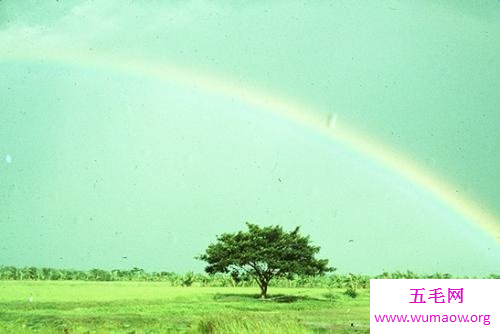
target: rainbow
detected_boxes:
[3,49,500,241]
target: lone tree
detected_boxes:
[198,223,333,298]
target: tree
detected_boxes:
[198,223,333,298]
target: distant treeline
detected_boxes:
[0,266,498,288]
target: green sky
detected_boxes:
[1,0,499,274]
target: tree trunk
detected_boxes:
[259,281,268,299]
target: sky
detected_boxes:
[0,0,499,274]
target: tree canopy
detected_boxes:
[198,223,333,298]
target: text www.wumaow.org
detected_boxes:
[373,313,490,325]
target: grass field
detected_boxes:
[0,281,369,333]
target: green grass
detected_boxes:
[0,281,369,333]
